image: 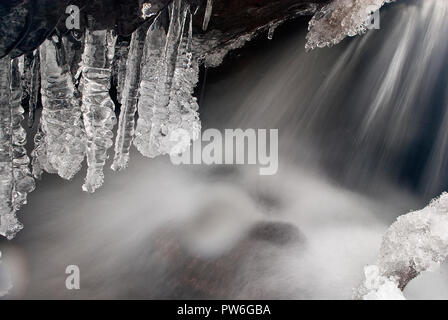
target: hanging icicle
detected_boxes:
[134,0,201,158]
[10,58,35,211]
[202,0,213,31]
[28,49,40,127]
[267,22,281,40]
[111,27,147,171]
[31,36,86,181]
[113,39,131,104]
[19,54,32,109]
[166,9,201,155]
[80,29,117,193]
[0,57,18,239]
[133,15,167,157]
[0,57,35,240]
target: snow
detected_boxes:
[306,0,393,50]
[357,193,448,299]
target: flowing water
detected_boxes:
[1,0,448,299]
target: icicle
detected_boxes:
[113,39,131,104]
[20,53,33,110]
[28,49,40,127]
[202,0,213,31]
[63,34,84,84]
[31,37,86,180]
[133,15,167,157]
[80,29,117,193]
[166,10,201,155]
[0,57,19,239]
[111,27,146,171]
[267,22,280,40]
[10,58,35,211]
[134,0,201,158]
[0,57,35,240]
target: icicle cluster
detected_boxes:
[356,192,448,300]
[0,0,207,238]
[0,57,35,240]
[31,37,86,180]
[306,0,393,50]
[111,28,146,171]
[80,30,117,193]
[134,0,201,158]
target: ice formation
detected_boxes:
[31,37,86,180]
[111,27,146,171]
[19,54,31,110]
[0,57,35,239]
[305,0,392,50]
[202,0,213,31]
[113,39,130,104]
[267,22,281,40]
[356,192,448,300]
[9,59,35,211]
[80,29,117,193]
[28,49,41,127]
[134,0,201,158]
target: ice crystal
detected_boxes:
[306,0,392,50]
[80,29,117,193]
[31,37,86,181]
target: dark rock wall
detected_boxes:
[0,0,329,58]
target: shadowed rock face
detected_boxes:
[194,0,329,34]
[0,0,329,58]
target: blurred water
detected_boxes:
[2,0,448,300]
